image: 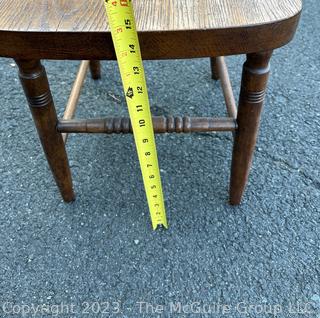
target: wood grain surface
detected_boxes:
[0,0,302,32]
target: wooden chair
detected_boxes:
[0,0,302,204]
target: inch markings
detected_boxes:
[103,0,168,229]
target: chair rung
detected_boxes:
[57,116,237,134]
[216,57,237,119]
[62,60,89,143]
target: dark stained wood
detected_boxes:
[229,51,273,205]
[57,117,237,134]
[15,59,75,202]
[0,0,302,32]
[210,57,220,80]
[0,13,301,60]
[1,0,302,205]
[89,60,101,80]
[0,0,302,60]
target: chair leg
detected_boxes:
[229,51,273,205]
[15,59,75,202]
[89,60,101,80]
[210,57,220,80]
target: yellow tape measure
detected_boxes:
[103,0,168,229]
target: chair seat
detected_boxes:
[0,0,302,60]
[0,0,301,32]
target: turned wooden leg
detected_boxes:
[15,59,75,202]
[210,57,220,80]
[89,60,101,80]
[229,51,273,205]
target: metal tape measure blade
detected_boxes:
[103,0,168,229]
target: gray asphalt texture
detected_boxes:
[0,1,319,318]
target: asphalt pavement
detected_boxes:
[0,1,319,317]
